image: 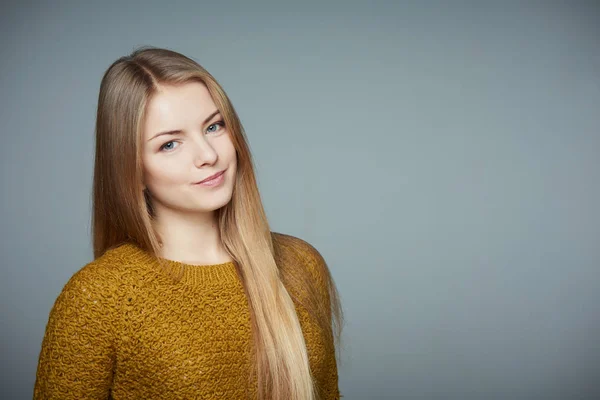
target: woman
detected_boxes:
[33,46,343,400]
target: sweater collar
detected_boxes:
[114,242,239,285]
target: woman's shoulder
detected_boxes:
[271,231,324,263]
[43,247,132,330]
[270,232,338,326]
[271,231,330,285]
[58,244,142,302]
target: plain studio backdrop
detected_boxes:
[1,1,599,399]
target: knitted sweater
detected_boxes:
[34,232,340,399]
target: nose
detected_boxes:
[192,136,218,168]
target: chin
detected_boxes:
[201,191,234,211]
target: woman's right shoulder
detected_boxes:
[35,247,131,398]
[59,244,138,299]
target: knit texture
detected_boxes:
[34,232,340,399]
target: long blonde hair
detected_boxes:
[91,46,342,400]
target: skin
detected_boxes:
[141,81,237,265]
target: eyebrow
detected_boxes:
[147,110,221,142]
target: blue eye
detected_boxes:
[159,141,178,152]
[207,120,225,134]
[159,121,225,152]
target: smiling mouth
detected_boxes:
[196,169,226,184]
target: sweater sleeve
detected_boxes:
[33,262,119,400]
[301,241,342,400]
[275,233,342,400]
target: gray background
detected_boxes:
[1,1,599,399]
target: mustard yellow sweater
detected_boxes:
[34,233,340,399]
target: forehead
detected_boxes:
[143,81,216,139]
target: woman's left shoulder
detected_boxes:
[271,230,322,258]
[271,232,329,280]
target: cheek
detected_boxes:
[226,149,238,180]
[224,137,237,167]
[144,159,188,189]
[227,145,237,166]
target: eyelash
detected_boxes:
[159,120,226,152]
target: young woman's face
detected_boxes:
[142,81,237,217]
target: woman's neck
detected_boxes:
[151,210,232,265]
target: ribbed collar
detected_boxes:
[114,242,239,285]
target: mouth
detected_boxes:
[195,169,226,184]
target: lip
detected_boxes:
[196,169,226,184]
